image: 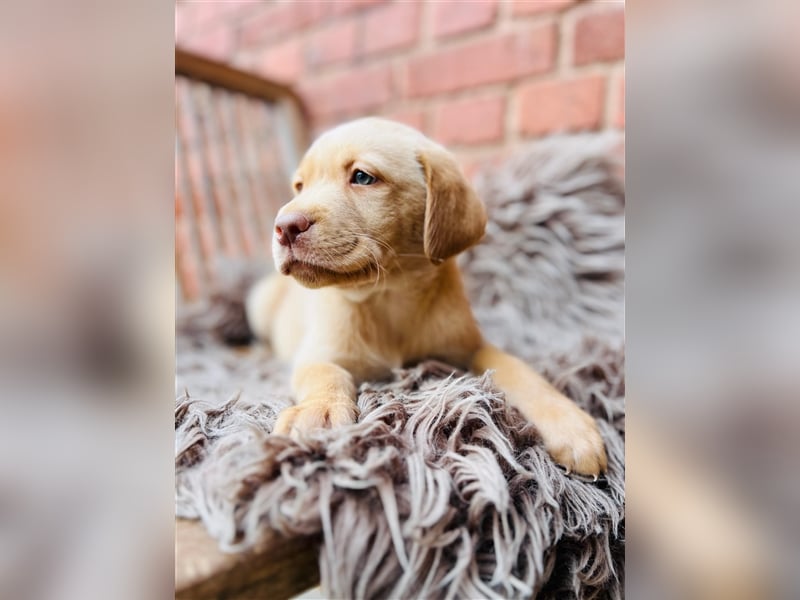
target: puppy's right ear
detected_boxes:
[418,146,487,264]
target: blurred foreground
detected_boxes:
[0,2,174,599]
[0,1,798,598]
[628,1,800,597]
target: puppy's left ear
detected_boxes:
[418,146,487,263]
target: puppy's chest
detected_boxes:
[352,306,417,359]
[306,287,477,380]
[347,300,455,367]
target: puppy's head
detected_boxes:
[273,117,486,289]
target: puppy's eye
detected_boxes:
[293,181,303,193]
[351,170,377,186]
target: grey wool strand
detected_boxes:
[175,132,625,599]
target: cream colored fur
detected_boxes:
[246,118,606,476]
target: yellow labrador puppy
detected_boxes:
[246,118,606,476]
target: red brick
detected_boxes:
[240,2,329,48]
[615,74,625,128]
[179,1,227,29]
[574,8,625,65]
[362,2,421,56]
[459,158,482,182]
[184,1,252,24]
[331,0,386,16]
[179,26,235,61]
[433,0,498,39]
[175,3,195,24]
[433,96,506,145]
[383,110,426,132]
[299,65,393,121]
[254,38,305,84]
[517,75,605,136]
[512,0,575,16]
[307,20,358,68]
[456,151,508,182]
[218,1,263,22]
[406,25,556,97]
[175,6,194,44]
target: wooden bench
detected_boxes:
[175,48,319,599]
[175,519,321,599]
[175,48,308,302]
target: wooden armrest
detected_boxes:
[175,518,321,600]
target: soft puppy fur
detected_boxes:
[246,117,606,476]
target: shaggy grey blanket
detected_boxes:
[176,133,625,599]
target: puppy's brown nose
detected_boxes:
[274,212,312,246]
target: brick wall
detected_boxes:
[176,0,624,176]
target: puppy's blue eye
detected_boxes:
[351,169,377,185]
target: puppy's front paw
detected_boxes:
[272,399,359,437]
[537,405,607,477]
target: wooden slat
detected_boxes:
[175,49,318,595]
[175,48,309,153]
[176,78,219,287]
[250,99,293,220]
[232,92,274,256]
[175,519,321,600]
[175,48,308,302]
[214,89,258,257]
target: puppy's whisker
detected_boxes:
[347,234,393,285]
[352,232,392,251]
[394,253,431,260]
[353,234,394,260]
[352,233,412,278]
[363,244,386,291]
[310,238,385,289]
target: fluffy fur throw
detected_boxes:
[176,133,625,599]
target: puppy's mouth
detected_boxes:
[278,250,379,288]
[280,257,369,278]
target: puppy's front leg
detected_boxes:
[471,344,607,477]
[273,362,360,436]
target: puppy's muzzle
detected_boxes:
[275,212,313,246]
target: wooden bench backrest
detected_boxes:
[175,48,309,301]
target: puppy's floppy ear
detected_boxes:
[418,146,487,263]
